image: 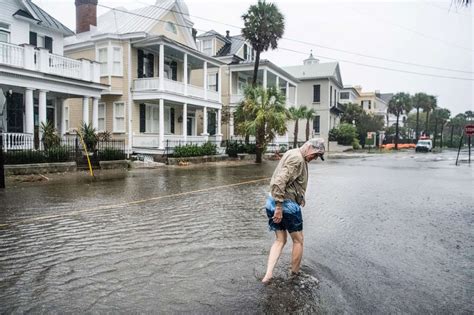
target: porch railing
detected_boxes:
[2,133,34,151]
[133,78,219,102]
[187,84,205,99]
[132,133,223,149]
[0,42,100,83]
[163,78,185,95]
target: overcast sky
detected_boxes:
[36,0,473,115]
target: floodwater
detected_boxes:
[0,151,472,313]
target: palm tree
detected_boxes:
[288,106,307,148]
[388,92,412,149]
[304,108,316,141]
[411,92,430,140]
[242,0,285,86]
[465,110,474,121]
[432,108,451,149]
[422,95,437,136]
[236,86,288,163]
[448,113,466,147]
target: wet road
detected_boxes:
[0,151,472,313]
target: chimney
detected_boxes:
[226,30,230,38]
[75,0,98,34]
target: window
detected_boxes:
[368,101,372,110]
[243,44,248,60]
[113,102,125,133]
[64,106,69,131]
[165,21,177,34]
[330,86,332,106]
[340,92,349,99]
[334,89,337,106]
[0,22,10,43]
[237,77,247,94]
[313,85,320,102]
[98,103,106,131]
[112,47,122,76]
[208,73,217,91]
[202,40,212,56]
[313,115,320,133]
[98,48,107,75]
[145,105,159,133]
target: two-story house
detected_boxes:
[64,0,224,154]
[196,30,299,143]
[283,53,344,146]
[0,0,105,150]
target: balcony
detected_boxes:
[0,42,100,83]
[133,77,220,103]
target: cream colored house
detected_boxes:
[283,53,344,146]
[196,30,299,144]
[64,0,224,154]
[0,0,105,150]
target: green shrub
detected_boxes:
[173,142,218,158]
[98,148,126,161]
[225,141,246,157]
[336,123,358,145]
[329,128,339,141]
[244,143,257,154]
[5,150,46,164]
[45,146,71,162]
[352,138,360,150]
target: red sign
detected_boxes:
[465,124,474,136]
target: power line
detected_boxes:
[135,0,473,74]
[96,3,473,81]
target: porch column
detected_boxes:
[295,86,298,106]
[159,44,164,90]
[218,66,222,103]
[202,106,208,136]
[183,103,187,143]
[229,110,234,138]
[25,88,34,134]
[159,99,164,149]
[82,97,89,124]
[92,97,99,130]
[60,98,67,136]
[263,68,267,89]
[183,53,188,96]
[55,98,62,133]
[38,90,47,141]
[217,108,222,136]
[203,61,208,100]
[285,82,290,107]
[276,76,279,90]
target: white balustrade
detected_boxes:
[134,78,160,91]
[132,133,160,148]
[163,78,185,95]
[48,53,82,79]
[2,133,34,151]
[207,90,219,102]
[187,84,205,99]
[0,42,24,67]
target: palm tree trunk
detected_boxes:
[252,51,261,87]
[415,108,420,140]
[440,124,444,149]
[255,126,265,164]
[433,118,438,149]
[425,111,430,136]
[395,115,400,150]
[293,120,298,148]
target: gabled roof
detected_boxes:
[16,0,74,36]
[197,30,230,44]
[283,61,341,82]
[378,93,394,104]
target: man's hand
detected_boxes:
[273,203,283,223]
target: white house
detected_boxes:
[0,0,106,150]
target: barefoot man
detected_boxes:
[262,139,325,283]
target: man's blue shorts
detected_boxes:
[265,196,303,233]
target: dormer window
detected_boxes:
[165,21,177,35]
[202,39,213,56]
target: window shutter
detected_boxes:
[147,53,154,77]
[170,108,175,134]
[29,31,37,46]
[45,36,53,53]
[215,72,219,91]
[313,85,320,102]
[139,103,146,133]
[137,49,144,78]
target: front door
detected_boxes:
[6,92,23,133]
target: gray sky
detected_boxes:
[37,0,473,115]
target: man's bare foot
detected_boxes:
[261,275,272,284]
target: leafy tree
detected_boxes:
[357,112,384,147]
[304,108,316,141]
[422,95,437,136]
[335,123,358,145]
[446,113,467,147]
[288,106,307,147]
[242,0,285,86]
[465,110,474,121]
[388,92,412,149]
[236,86,288,163]
[340,103,363,125]
[431,108,450,148]
[411,92,430,140]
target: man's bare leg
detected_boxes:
[262,230,287,283]
[289,231,304,274]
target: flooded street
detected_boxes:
[0,151,472,313]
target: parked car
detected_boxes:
[416,139,432,152]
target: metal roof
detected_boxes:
[283,62,339,79]
[22,0,74,36]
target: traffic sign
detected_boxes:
[465,124,474,136]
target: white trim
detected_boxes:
[113,101,126,133]
[98,102,106,132]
